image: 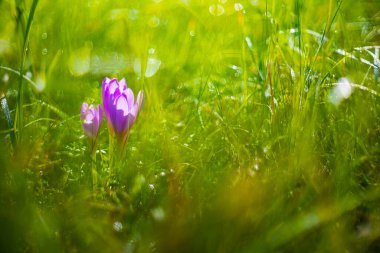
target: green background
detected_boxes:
[0,0,380,252]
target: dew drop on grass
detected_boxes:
[328,77,353,106]
[175,121,184,128]
[230,64,242,77]
[151,207,165,222]
[290,67,296,80]
[234,3,244,11]
[250,0,258,6]
[35,75,46,92]
[337,79,352,98]
[113,221,123,232]
[245,36,253,50]
[41,32,47,40]
[265,86,271,97]
[2,73,9,83]
[209,4,224,16]
[145,57,161,78]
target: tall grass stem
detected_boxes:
[16,0,39,144]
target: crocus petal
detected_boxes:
[85,111,95,122]
[118,113,136,138]
[103,88,114,127]
[119,78,127,90]
[108,79,119,95]
[83,122,96,138]
[80,102,89,120]
[126,102,137,119]
[114,95,129,134]
[101,77,143,142]
[115,95,129,116]
[109,94,127,134]
[125,113,136,130]
[103,77,111,85]
[89,105,96,116]
[125,88,135,109]
[102,80,111,124]
[108,96,118,133]
[81,102,102,139]
[112,87,122,103]
[136,90,144,113]
[102,77,111,102]
[97,105,102,125]
[102,77,111,91]
[93,105,102,134]
[111,93,137,137]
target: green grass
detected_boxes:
[1,0,380,252]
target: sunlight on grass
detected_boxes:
[0,0,380,252]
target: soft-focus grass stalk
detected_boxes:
[81,103,102,193]
[108,133,129,177]
[108,132,114,177]
[1,0,379,252]
[90,139,97,195]
[15,0,39,145]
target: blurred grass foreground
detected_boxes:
[1,0,380,252]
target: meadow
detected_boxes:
[0,0,380,252]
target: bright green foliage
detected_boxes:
[0,0,380,252]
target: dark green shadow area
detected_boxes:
[0,0,380,252]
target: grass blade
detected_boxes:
[15,0,39,144]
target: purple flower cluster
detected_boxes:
[102,78,144,140]
[81,78,144,143]
[80,103,102,139]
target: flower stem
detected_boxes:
[108,132,114,177]
[91,139,97,195]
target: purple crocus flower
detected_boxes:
[102,77,144,141]
[80,102,102,138]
